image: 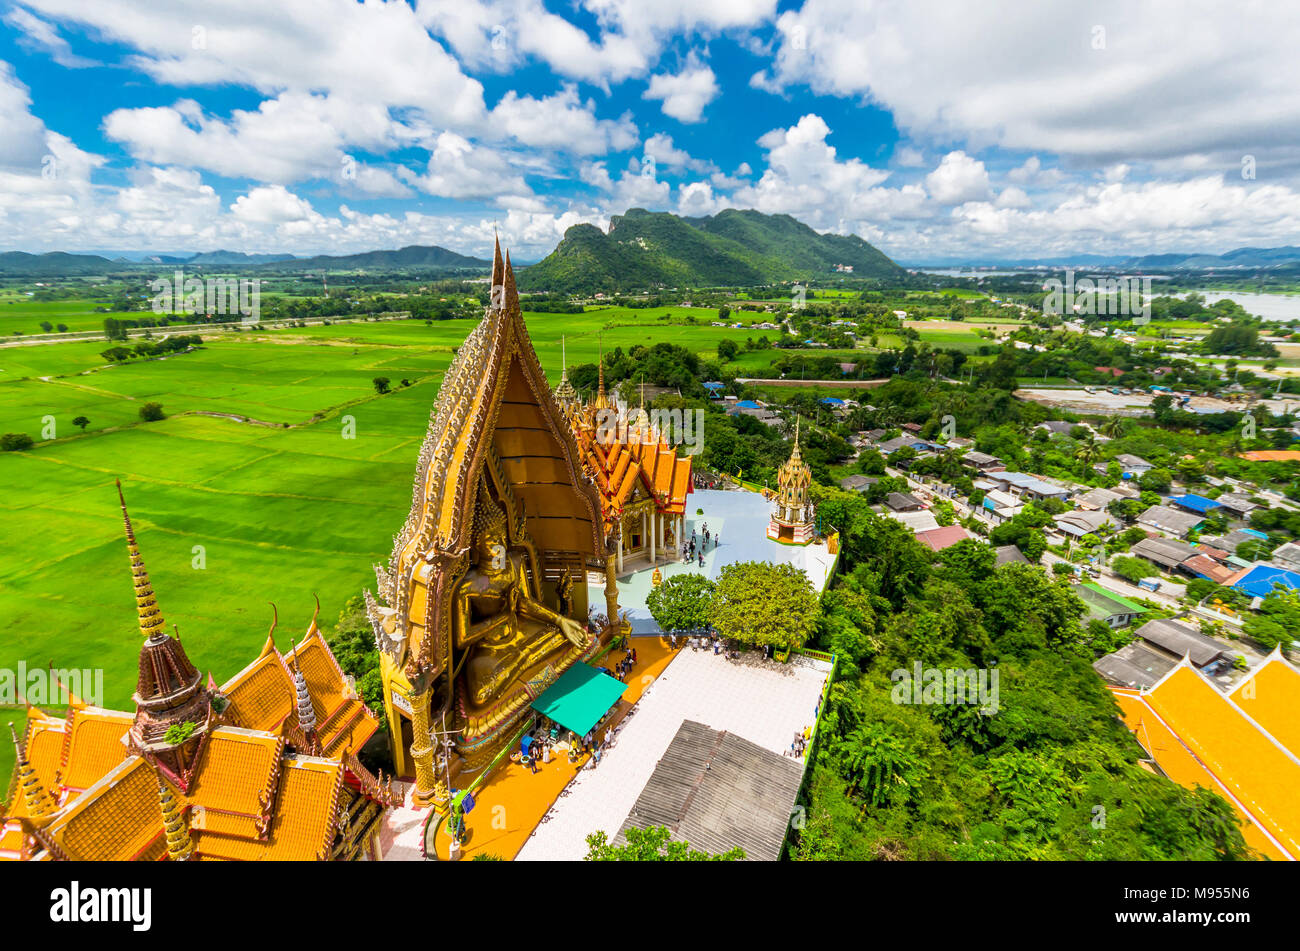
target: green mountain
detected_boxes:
[517,207,905,293]
[253,244,489,272]
[0,251,119,276]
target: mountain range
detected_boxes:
[905,246,1300,270]
[0,245,488,276]
[517,208,906,293]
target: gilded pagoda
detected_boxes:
[367,240,621,811]
[0,483,396,862]
[768,417,815,544]
[558,358,693,574]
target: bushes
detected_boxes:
[139,403,166,422]
[0,433,34,452]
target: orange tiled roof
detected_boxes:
[1239,450,1300,462]
[190,756,344,861]
[3,608,386,861]
[575,422,692,529]
[221,643,295,734]
[58,708,131,793]
[45,758,164,861]
[1114,660,1300,860]
[1229,652,1300,759]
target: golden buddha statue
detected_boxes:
[453,490,587,707]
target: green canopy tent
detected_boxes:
[530,662,627,737]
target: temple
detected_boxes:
[368,240,624,811]
[0,482,396,862]
[560,357,693,574]
[768,417,815,544]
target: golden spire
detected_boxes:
[117,479,166,641]
[554,334,577,405]
[10,723,55,818]
[156,774,194,861]
[490,234,504,297]
[792,415,802,459]
[594,333,610,410]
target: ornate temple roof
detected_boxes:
[0,488,394,863]
[371,238,609,679]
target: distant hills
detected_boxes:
[517,208,906,293]
[0,245,489,277]
[907,246,1300,270]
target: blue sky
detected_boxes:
[1,1,1298,263]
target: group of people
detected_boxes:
[610,645,637,681]
[682,523,718,566]
[789,725,811,758]
[692,474,722,490]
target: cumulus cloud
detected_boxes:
[489,84,638,155]
[754,0,1300,165]
[643,58,720,123]
[925,151,992,204]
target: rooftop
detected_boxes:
[516,648,828,861]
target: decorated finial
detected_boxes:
[289,636,318,744]
[117,479,167,642]
[157,774,194,861]
[11,722,56,819]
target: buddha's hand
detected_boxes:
[507,584,520,614]
[558,615,587,648]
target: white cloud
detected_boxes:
[925,150,991,205]
[103,93,410,194]
[643,58,720,123]
[406,132,530,200]
[26,0,491,128]
[642,133,716,174]
[1005,155,1063,186]
[489,84,638,155]
[730,114,902,227]
[3,7,96,67]
[755,0,1300,165]
[230,184,319,225]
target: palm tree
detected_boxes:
[1074,438,1101,476]
[1099,415,1125,438]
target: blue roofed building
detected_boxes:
[1230,564,1300,599]
[1169,493,1221,516]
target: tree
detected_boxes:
[1112,555,1156,584]
[372,376,391,394]
[585,826,743,861]
[0,433,34,452]
[716,338,738,361]
[1242,587,1300,650]
[139,402,166,422]
[72,416,90,431]
[327,595,386,719]
[39,321,53,333]
[711,561,821,650]
[645,574,716,633]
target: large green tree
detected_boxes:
[710,561,821,650]
[645,573,716,633]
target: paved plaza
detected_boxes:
[591,488,838,634]
[514,646,828,861]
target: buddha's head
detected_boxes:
[473,489,509,569]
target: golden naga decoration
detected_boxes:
[367,239,621,807]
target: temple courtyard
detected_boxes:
[603,487,838,634]
[378,640,829,861]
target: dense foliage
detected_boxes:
[791,486,1256,861]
